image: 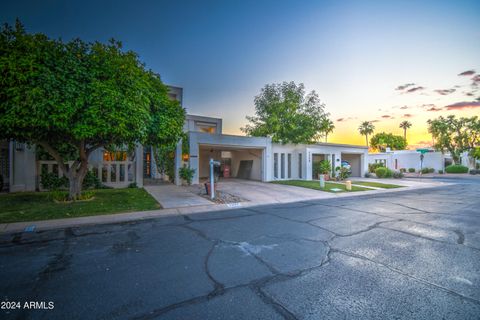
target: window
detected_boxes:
[281,153,285,179]
[298,153,302,178]
[274,153,278,179]
[287,153,292,179]
[196,122,217,134]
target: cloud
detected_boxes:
[427,106,442,111]
[336,117,356,122]
[458,70,475,76]
[403,114,413,118]
[444,101,480,110]
[400,106,409,110]
[434,89,456,95]
[416,140,431,145]
[381,115,392,118]
[464,92,475,97]
[370,120,380,123]
[395,83,415,91]
[406,86,425,93]
[472,75,480,86]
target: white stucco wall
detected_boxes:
[368,151,445,172]
[9,142,36,192]
[230,149,263,180]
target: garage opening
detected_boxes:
[341,153,362,177]
[198,145,263,182]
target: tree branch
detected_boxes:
[38,141,70,177]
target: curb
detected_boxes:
[0,181,449,235]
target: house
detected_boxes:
[0,86,370,192]
[368,148,473,172]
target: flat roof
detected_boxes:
[305,142,368,149]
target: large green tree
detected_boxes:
[427,115,480,164]
[241,82,330,144]
[370,132,407,152]
[0,21,185,199]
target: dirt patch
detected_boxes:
[186,184,248,204]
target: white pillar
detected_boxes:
[189,133,200,185]
[174,139,182,185]
[135,144,144,187]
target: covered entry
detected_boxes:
[188,132,270,185]
[341,153,362,177]
[198,145,263,181]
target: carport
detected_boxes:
[198,145,264,182]
[187,132,271,185]
[341,153,363,177]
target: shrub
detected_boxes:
[313,160,331,178]
[40,171,68,190]
[408,168,415,173]
[0,174,3,192]
[392,171,404,179]
[179,166,196,185]
[438,170,443,174]
[41,170,102,190]
[364,172,372,178]
[82,170,102,189]
[319,160,332,175]
[384,168,393,178]
[445,165,469,174]
[421,167,434,174]
[50,190,95,202]
[399,168,406,173]
[50,190,69,202]
[369,163,384,173]
[336,166,350,180]
[469,169,477,175]
[78,190,95,200]
[128,182,138,188]
[375,167,387,178]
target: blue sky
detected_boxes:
[2,0,479,145]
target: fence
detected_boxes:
[37,160,136,190]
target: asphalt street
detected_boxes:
[1,179,479,319]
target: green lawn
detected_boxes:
[351,181,404,189]
[0,188,160,224]
[271,180,372,192]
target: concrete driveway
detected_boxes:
[1,181,479,319]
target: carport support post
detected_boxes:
[210,158,215,199]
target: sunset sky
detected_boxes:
[2,0,479,147]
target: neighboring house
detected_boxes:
[1,86,370,192]
[368,148,473,172]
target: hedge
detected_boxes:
[445,165,469,174]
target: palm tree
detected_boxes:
[358,121,375,147]
[399,120,412,141]
[321,118,335,142]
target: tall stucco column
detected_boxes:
[189,133,200,184]
[263,138,272,181]
[174,139,182,185]
[135,144,144,187]
[306,149,313,181]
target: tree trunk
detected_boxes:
[68,176,83,200]
[365,135,369,147]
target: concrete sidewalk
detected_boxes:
[144,184,212,208]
